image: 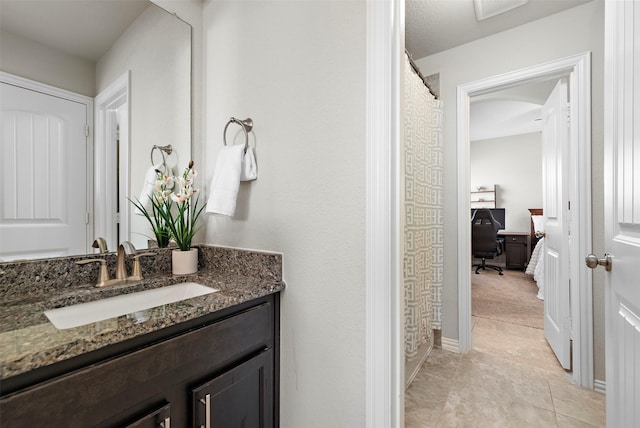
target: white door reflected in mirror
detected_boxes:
[0,79,89,261]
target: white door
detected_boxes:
[0,82,88,260]
[603,0,640,424]
[541,78,572,369]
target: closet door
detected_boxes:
[0,81,88,260]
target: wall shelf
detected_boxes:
[470,185,497,208]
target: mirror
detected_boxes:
[0,0,191,260]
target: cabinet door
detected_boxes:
[193,349,273,428]
[504,235,528,269]
[125,402,171,428]
[505,244,527,269]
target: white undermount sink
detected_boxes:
[44,282,219,330]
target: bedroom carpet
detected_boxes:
[471,268,544,330]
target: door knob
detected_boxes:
[585,253,612,271]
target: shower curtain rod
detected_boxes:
[405,49,438,100]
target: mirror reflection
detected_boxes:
[0,0,192,261]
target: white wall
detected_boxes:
[471,133,543,232]
[203,1,367,426]
[0,29,95,96]
[96,4,191,250]
[416,0,606,381]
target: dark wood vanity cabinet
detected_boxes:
[125,403,172,428]
[0,294,279,428]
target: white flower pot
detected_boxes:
[172,248,198,275]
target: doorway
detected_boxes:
[456,53,594,388]
[469,77,566,366]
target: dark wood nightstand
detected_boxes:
[498,231,530,270]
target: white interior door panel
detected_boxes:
[0,81,88,260]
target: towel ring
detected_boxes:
[223,117,253,153]
[150,144,173,172]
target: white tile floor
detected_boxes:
[405,317,606,427]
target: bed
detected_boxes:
[525,208,545,300]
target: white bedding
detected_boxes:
[526,237,545,300]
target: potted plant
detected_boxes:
[130,161,206,274]
[130,173,174,248]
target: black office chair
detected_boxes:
[471,209,504,275]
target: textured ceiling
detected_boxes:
[406,0,594,59]
[3,0,593,63]
[0,0,149,62]
[470,77,560,141]
[405,0,588,141]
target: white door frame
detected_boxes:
[365,0,404,427]
[94,72,130,251]
[456,53,594,388]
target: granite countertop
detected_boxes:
[0,246,285,382]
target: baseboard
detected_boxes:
[405,340,433,388]
[434,329,442,347]
[594,379,606,394]
[441,337,460,353]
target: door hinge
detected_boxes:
[85,124,90,137]
[85,212,90,225]
[115,212,121,224]
[564,316,573,337]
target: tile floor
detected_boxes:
[405,317,606,427]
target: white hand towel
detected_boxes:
[240,147,257,181]
[206,145,245,216]
[135,164,161,215]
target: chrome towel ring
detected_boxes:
[150,144,173,169]
[223,117,253,153]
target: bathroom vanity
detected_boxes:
[0,246,284,427]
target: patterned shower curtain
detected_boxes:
[404,55,444,361]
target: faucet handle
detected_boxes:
[129,252,155,281]
[76,259,110,287]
